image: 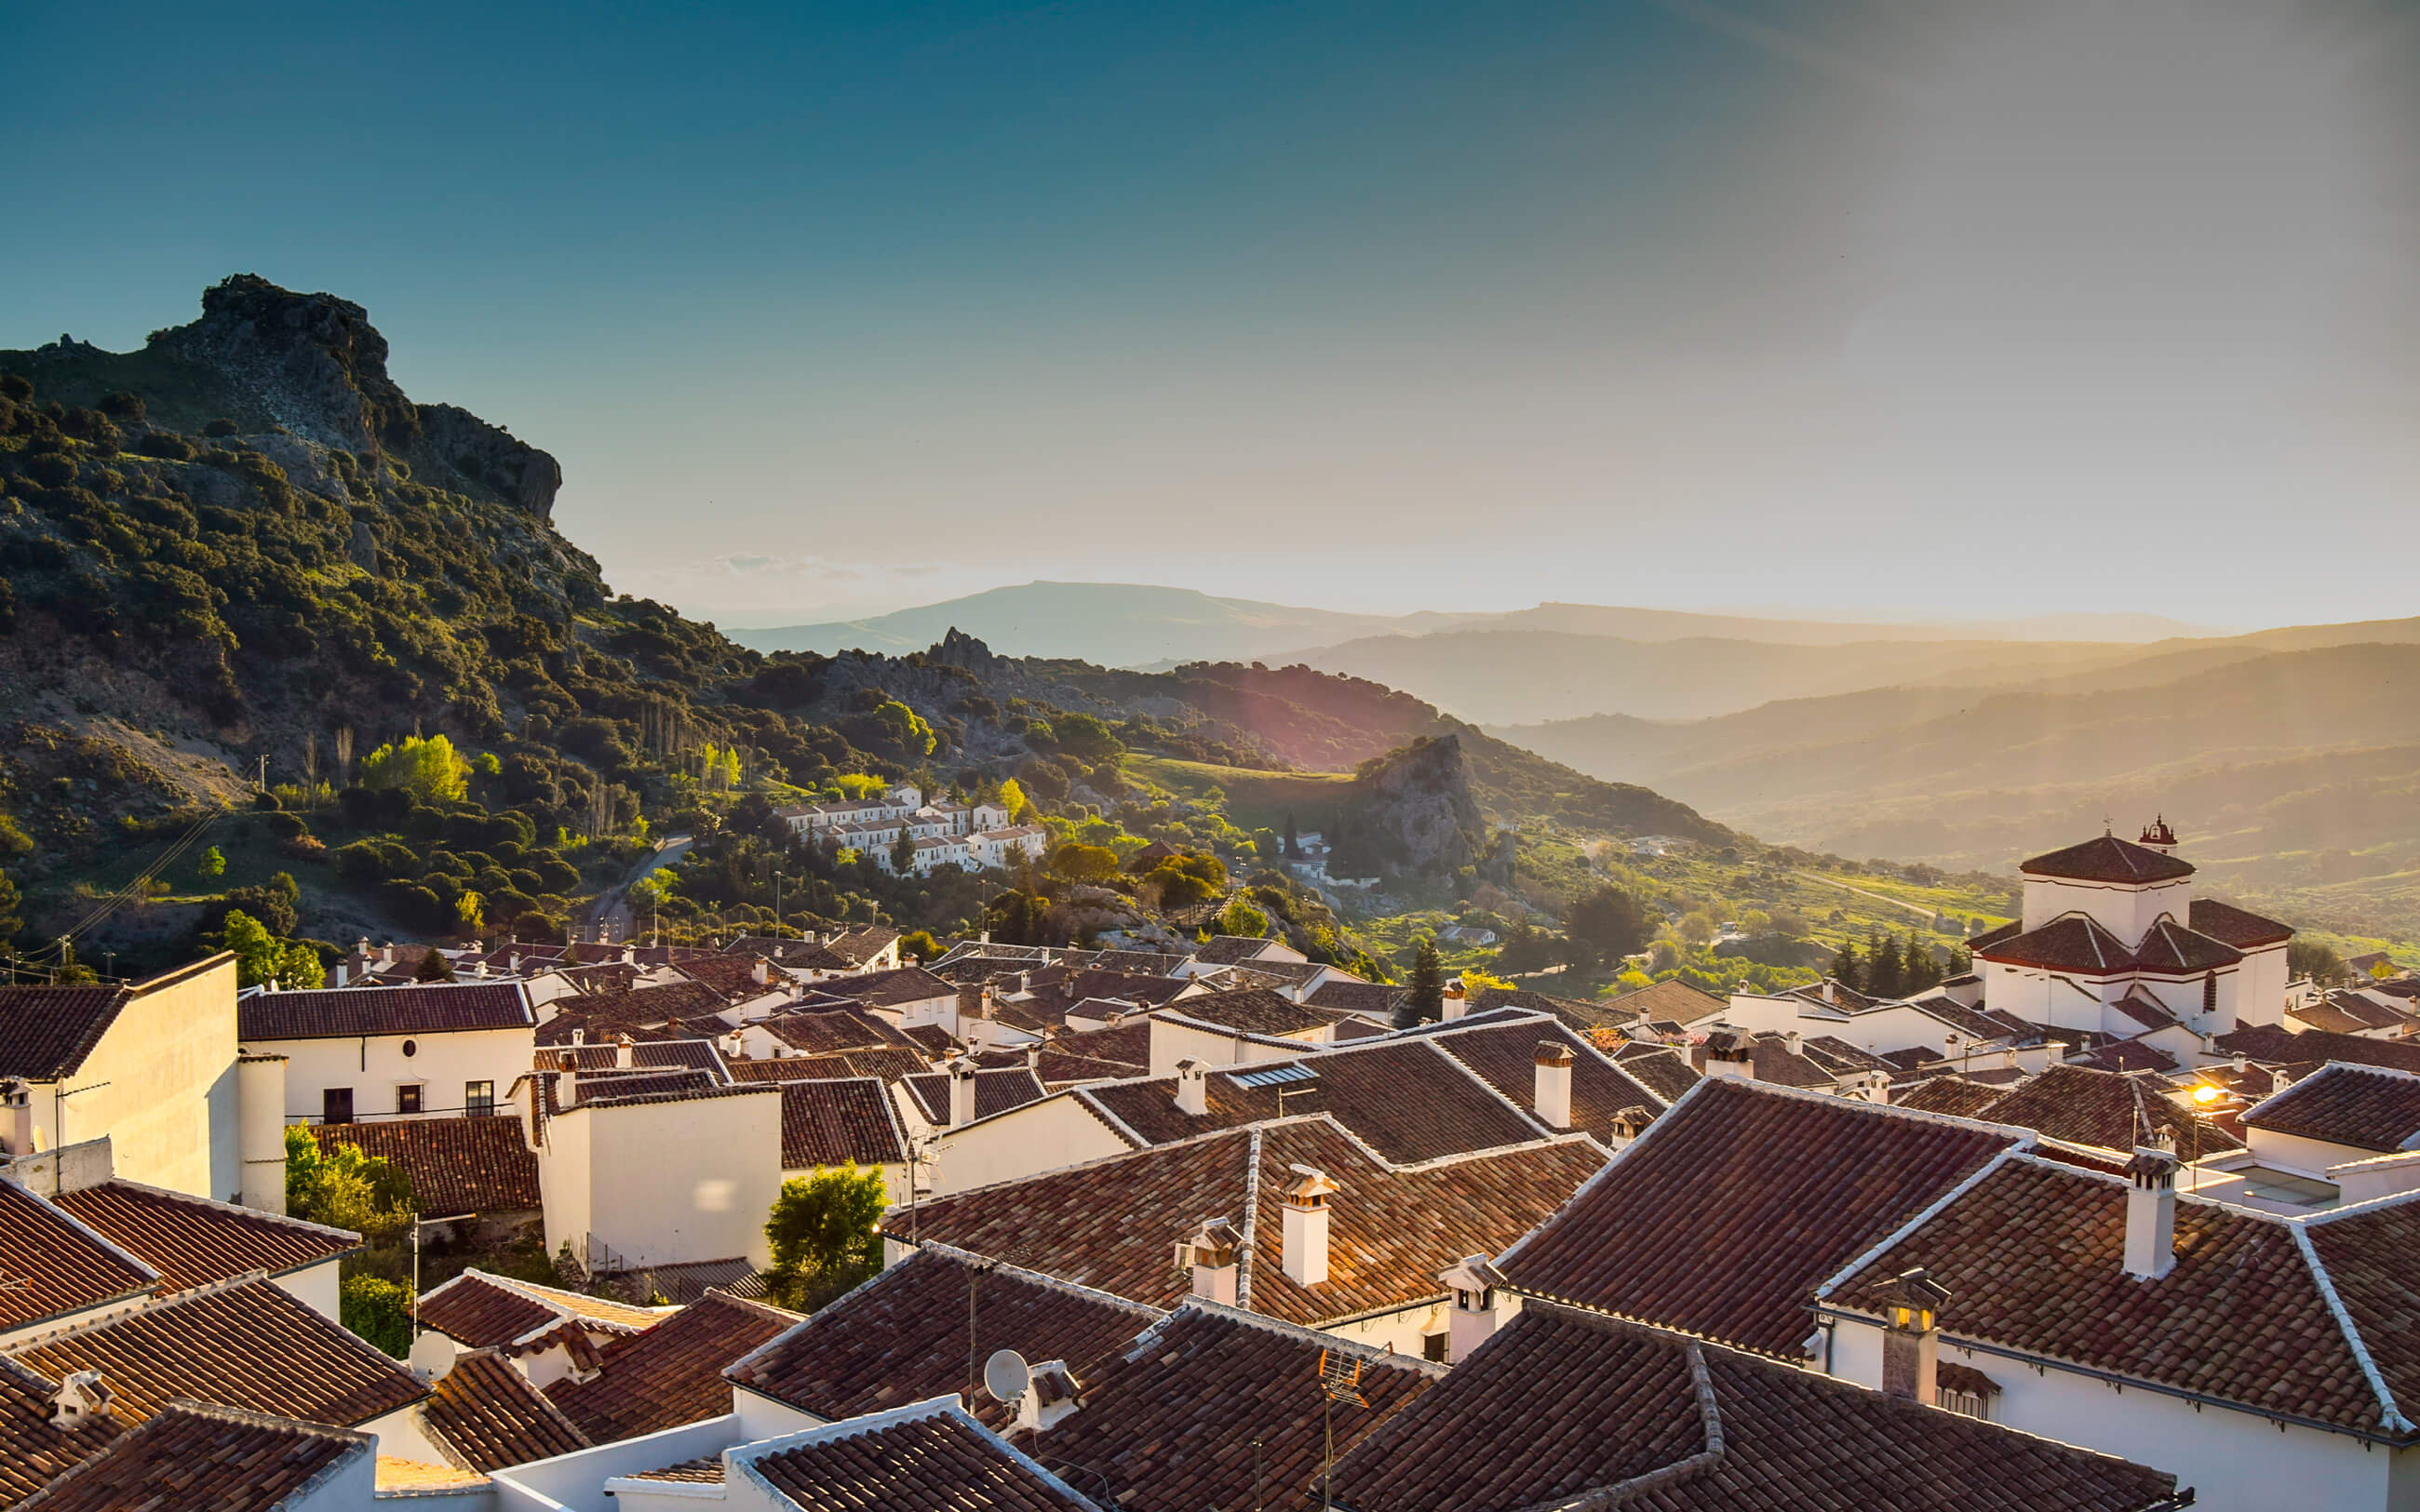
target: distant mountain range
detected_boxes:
[730,580,2212,676]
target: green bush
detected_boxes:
[135,431,197,461]
[340,1274,413,1358]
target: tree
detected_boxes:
[1216,898,1269,938]
[1827,939,1861,989]
[285,1126,413,1242]
[763,1165,888,1309]
[196,846,225,879]
[997,778,1032,822]
[218,909,325,989]
[897,930,939,962]
[1901,932,1944,994]
[1864,932,1904,999]
[1283,812,1301,859]
[413,949,458,983]
[1566,885,1648,965]
[1050,843,1121,883]
[1676,910,1717,946]
[454,890,486,933]
[2289,939,2350,987]
[0,869,20,952]
[340,1274,413,1358]
[357,734,470,806]
[1400,936,1445,1027]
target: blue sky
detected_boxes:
[7,2,2415,626]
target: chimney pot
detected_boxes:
[1878,1268,1950,1403]
[1174,1059,1209,1117]
[614,1033,635,1070]
[49,1371,113,1427]
[1783,1030,1802,1057]
[1439,1254,1512,1363]
[1279,1164,1339,1287]
[1183,1217,1241,1305]
[2124,1145,2179,1279]
[1532,1040,1573,1130]
[948,1057,979,1128]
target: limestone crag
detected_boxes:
[1325,734,1487,882]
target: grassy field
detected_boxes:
[1125,756,1356,836]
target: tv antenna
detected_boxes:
[1316,1347,1368,1509]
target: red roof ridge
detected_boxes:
[77,1174,363,1252]
[1126,1296,1448,1380]
[2289,1222,2415,1437]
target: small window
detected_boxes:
[322,1088,354,1126]
[397,1084,423,1116]
[1422,1332,1449,1363]
[465,1080,495,1117]
[2203,973,2218,1013]
[401,1039,418,1058]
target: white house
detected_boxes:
[0,957,250,1202]
[519,1072,783,1276]
[1970,823,2294,1039]
[239,981,537,1128]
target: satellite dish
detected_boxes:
[983,1348,1032,1404]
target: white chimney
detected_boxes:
[1701,1031,1755,1080]
[2125,1143,2179,1280]
[570,1026,586,1048]
[1174,1059,1209,1117]
[1532,1041,1573,1130]
[1016,1360,1082,1433]
[1184,1217,1241,1305]
[752,958,773,987]
[556,1051,580,1110]
[948,1058,979,1127]
[1821,978,1835,1005]
[1279,1165,1339,1287]
[1782,1031,1803,1058]
[614,1033,635,1070]
[1877,1268,1950,1403]
[1440,1253,1513,1364]
[2,1079,34,1157]
[331,964,349,988]
[1441,982,1468,1022]
[49,1371,113,1428]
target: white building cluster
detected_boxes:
[773,783,1047,876]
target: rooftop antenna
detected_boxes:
[1316,1347,1368,1510]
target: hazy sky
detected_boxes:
[8,1,2415,627]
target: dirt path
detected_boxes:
[578,835,692,943]
[1793,871,1942,925]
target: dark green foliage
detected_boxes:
[1400,936,1445,1026]
[1565,884,1648,966]
[762,1166,887,1311]
[340,1274,412,1357]
[413,949,457,983]
[2290,939,2349,986]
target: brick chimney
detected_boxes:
[1183,1216,1241,1305]
[49,1371,112,1427]
[1532,1041,1573,1130]
[1174,1059,1210,1117]
[1439,1253,1512,1364]
[948,1057,979,1128]
[2125,1141,2179,1280]
[1280,1165,1340,1287]
[1877,1268,1950,1403]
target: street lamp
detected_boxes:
[2185,1082,2224,1187]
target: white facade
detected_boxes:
[530,1086,783,1273]
[249,1024,536,1125]
[1824,1318,2417,1512]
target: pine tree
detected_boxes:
[1865,932,1904,999]
[1827,939,1861,991]
[1902,932,1944,994]
[1402,937,1445,1027]
[1283,811,1300,859]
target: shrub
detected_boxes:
[203,418,240,437]
[340,1275,413,1358]
[135,431,197,461]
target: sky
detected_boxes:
[7,1,2416,628]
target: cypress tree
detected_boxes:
[1866,932,1904,999]
[1827,939,1861,991]
[1403,937,1445,1027]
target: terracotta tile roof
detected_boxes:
[781,1078,909,1171]
[1610,977,1730,1024]
[12,1400,370,1512]
[1468,985,1634,1032]
[2071,1039,2179,1075]
[725,1246,1163,1430]
[2303,1196,2420,1437]
[621,1455,723,1483]
[11,1277,426,1428]
[902,1067,1047,1125]
[535,982,728,1045]
[1194,934,1286,965]
[1078,1038,1549,1163]
[0,1181,159,1337]
[0,1357,118,1507]
[1036,1303,1442,1512]
[812,965,957,1010]
[901,1024,961,1057]
[240,982,533,1041]
[757,1006,915,1055]
[731,1048,930,1085]
[2022,834,2195,883]
[1611,1041,1701,1103]
[1977,914,2142,974]
[1976,1064,2242,1156]
[1893,1076,2007,1118]
[2188,897,2295,948]
[1306,980,1407,1018]
[50,1182,356,1292]
[823,927,903,967]
[419,1349,589,1471]
[896,1117,1605,1329]
[1330,1301,2182,1512]
[415,1271,669,1349]
[1498,1077,2018,1357]
[1158,988,1329,1037]
[743,1400,1096,1511]
[0,987,137,1083]
[633,1038,733,1079]
[2108,993,2179,1031]
[1968,919,2023,953]
[1430,1020,1674,1142]
[2241,1064,2420,1153]
[1824,1153,2412,1438]
[1737,1035,1838,1089]
[595,1258,765,1308]
[2131,917,2245,972]
[669,955,785,999]
[309,1115,542,1218]
[545,1290,797,1443]
[2216,1023,2420,1077]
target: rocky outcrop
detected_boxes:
[149,274,561,520]
[1325,734,1487,882]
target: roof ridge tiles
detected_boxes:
[1416,1037,1556,1141]
[82,1174,365,1249]
[13,1263,268,1351]
[1235,1128,1264,1309]
[906,1240,1171,1321]
[1068,1088,1153,1149]
[2290,1223,2413,1436]
[1813,1147,2029,1304]
[1155,1296,1451,1377]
